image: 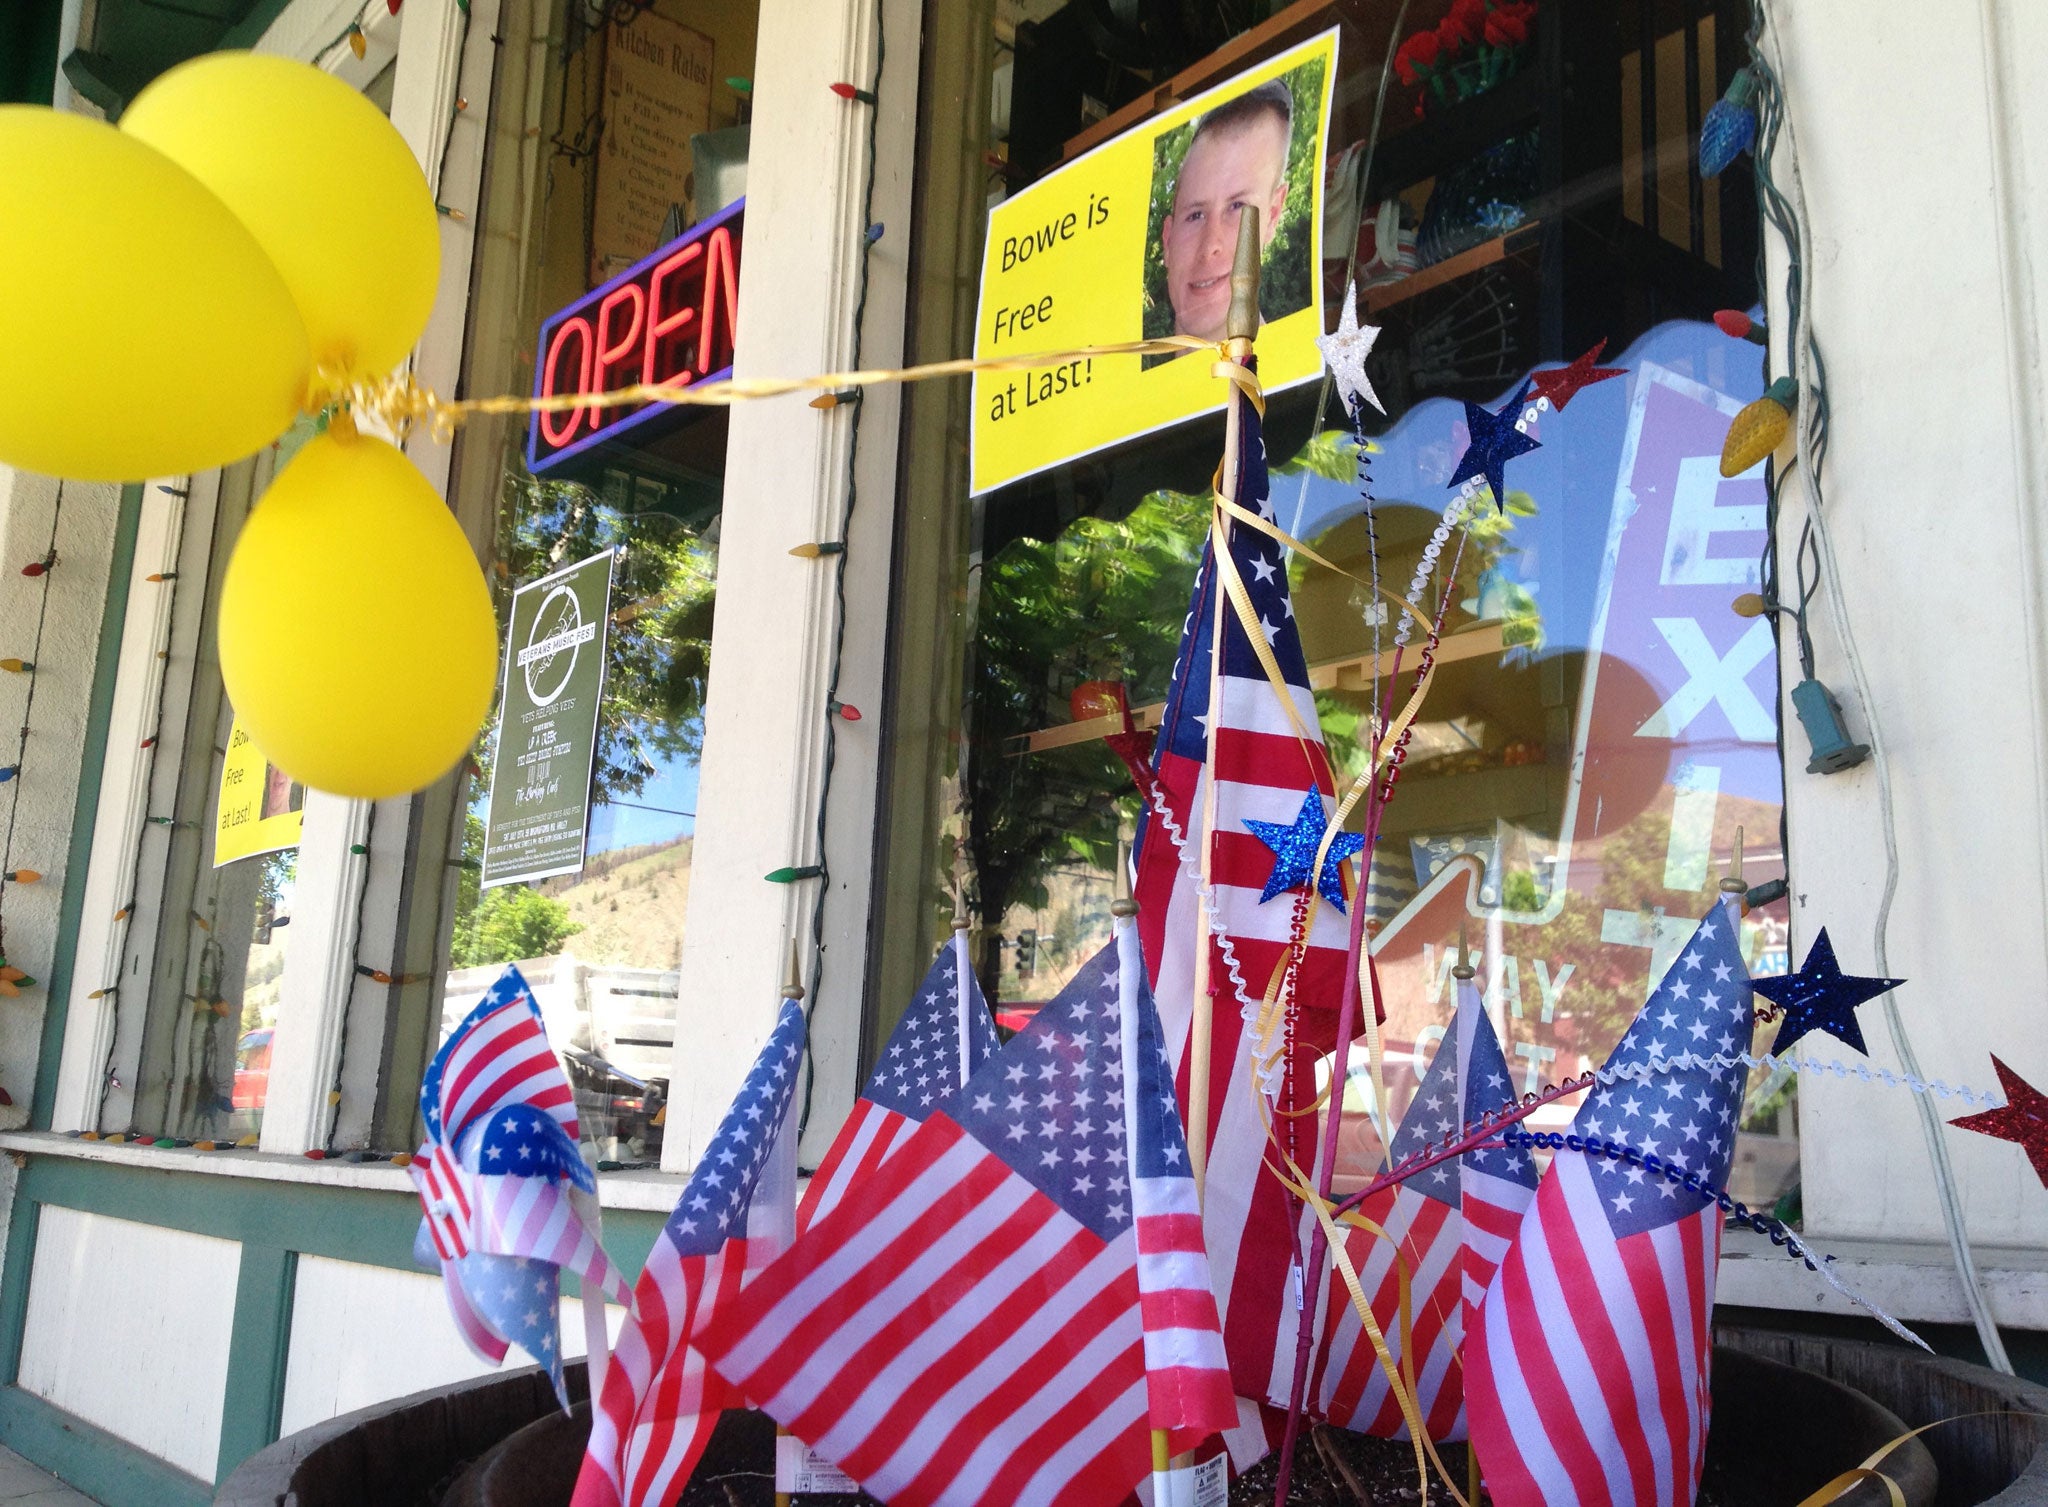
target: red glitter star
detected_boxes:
[1528,340,1626,411]
[1950,1056,2048,1188]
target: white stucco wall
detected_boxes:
[1765,0,2048,1249]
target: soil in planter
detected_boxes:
[1228,1427,1488,1507]
[676,1468,875,1507]
[669,1425,1742,1507]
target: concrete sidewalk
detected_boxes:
[0,1448,97,1506]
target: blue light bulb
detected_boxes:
[1698,68,1759,179]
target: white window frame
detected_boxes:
[49,0,498,1154]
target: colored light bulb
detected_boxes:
[1721,376,1798,477]
[830,701,863,722]
[829,81,876,103]
[788,541,845,558]
[4,869,41,883]
[0,659,31,673]
[1699,68,1758,178]
[347,24,367,59]
[1713,309,1766,344]
[765,865,825,884]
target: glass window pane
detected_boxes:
[127,455,303,1144]
[888,0,1795,1214]
[372,0,758,1159]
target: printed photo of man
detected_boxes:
[1158,80,1294,342]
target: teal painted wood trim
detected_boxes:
[14,1151,668,1278]
[31,481,142,1131]
[0,1196,38,1386]
[218,0,303,48]
[0,1385,211,1507]
[216,1243,294,1483]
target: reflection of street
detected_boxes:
[1332,339,1791,1206]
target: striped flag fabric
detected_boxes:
[698,931,1234,1507]
[799,935,999,1234]
[1131,359,1357,1420]
[1465,899,1750,1507]
[573,995,804,1507]
[1454,969,1539,1320]
[1308,965,1536,1439]
[460,1102,630,1306]
[408,964,627,1362]
[1116,914,1237,1445]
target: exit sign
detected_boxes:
[526,197,743,476]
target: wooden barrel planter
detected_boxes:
[218,1334,2039,1506]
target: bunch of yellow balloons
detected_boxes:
[0,54,498,801]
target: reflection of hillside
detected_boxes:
[538,837,692,972]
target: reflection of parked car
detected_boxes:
[234,1028,272,1110]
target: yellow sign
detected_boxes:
[215,717,304,868]
[971,29,1337,495]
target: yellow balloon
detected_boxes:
[0,108,309,482]
[123,52,440,382]
[219,429,498,799]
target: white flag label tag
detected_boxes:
[775,1435,860,1494]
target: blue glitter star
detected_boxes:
[1243,788,1365,912]
[1447,381,1541,512]
[1750,927,1904,1056]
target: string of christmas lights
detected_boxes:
[774,15,888,1142]
[0,482,69,1104]
[88,486,190,1135]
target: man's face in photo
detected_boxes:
[1160,109,1290,342]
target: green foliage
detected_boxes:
[1273,427,1363,484]
[494,471,717,801]
[967,490,1207,926]
[450,883,582,968]
[1141,55,1328,340]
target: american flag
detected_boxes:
[1454,969,1539,1319]
[458,1250,574,1404]
[1132,361,1356,1424]
[460,1102,629,1307]
[799,936,999,1234]
[573,996,804,1507]
[1309,967,1536,1439]
[1465,899,1750,1507]
[409,965,626,1357]
[1116,914,1237,1447]
[699,931,1233,1507]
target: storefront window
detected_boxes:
[886,0,1796,1217]
[372,0,758,1162]
[124,452,302,1144]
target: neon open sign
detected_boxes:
[526,197,743,475]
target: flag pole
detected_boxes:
[1113,858,1178,1507]
[573,1145,610,1410]
[1188,208,1263,1203]
[773,942,805,1507]
[952,871,974,1092]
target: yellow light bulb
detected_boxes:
[1721,377,1797,478]
[347,24,367,59]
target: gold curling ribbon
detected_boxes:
[324,335,1216,441]
[1261,1121,1471,1507]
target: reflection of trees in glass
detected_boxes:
[452,883,582,967]
[497,470,717,802]
[968,491,1204,936]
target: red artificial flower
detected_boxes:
[1395,30,1442,85]
[1440,0,1488,45]
[1485,7,1531,45]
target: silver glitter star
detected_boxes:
[1315,282,1383,417]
